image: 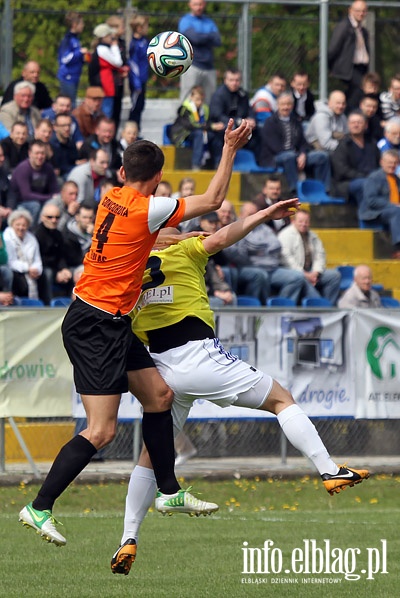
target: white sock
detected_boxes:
[276,404,338,475]
[121,465,157,545]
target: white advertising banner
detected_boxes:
[0,310,72,417]
[2,309,400,420]
[245,310,355,418]
[353,309,400,419]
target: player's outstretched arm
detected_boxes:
[182,118,253,221]
[202,198,300,255]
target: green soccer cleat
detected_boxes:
[321,465,370,495]
[19,502,66,546]
[155,486,219,516]
[111,538,137,575]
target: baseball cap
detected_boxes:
[85,86,105,99]
[93,23,115,38]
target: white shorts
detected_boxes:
[150,338,273,433]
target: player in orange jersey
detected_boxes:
[19,118,253,546]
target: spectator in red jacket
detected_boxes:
[88,24,126,119]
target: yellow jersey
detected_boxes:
[132,236,215,345]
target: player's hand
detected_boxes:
[224,118,253,150]
[264,197,300,220]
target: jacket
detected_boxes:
[330,135,380,198]
[338,282,381,309]
[291,87,315,122]
[223,224,281,272]
[57,31,85,84]
[170,98,210,146]
[178,13,221,70]
[278,224,326,273]
[209,84,254,127]
[305,101,348,152]
[1,78,52,110]
[328,16,369,81]
[89,44,123,97]
[128,36,149,90]
[0,101,41,135]
[259,112,309,167]
[359,168,400,221]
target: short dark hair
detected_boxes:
[360,93,379,103]
[265,175,281,185]
[348,109,367,121]
[123,140,164,182]
[54,113,72,125]
[29,139,46,151]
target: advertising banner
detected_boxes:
[2,309,400,420]
[0,310,72,417]
[255,310,355,418]
[353,309,400,419]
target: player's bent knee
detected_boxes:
[263,380,295,415]
[85,427,117,450]
[233,375,273,410]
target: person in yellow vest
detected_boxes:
[170,85,224,170]
[359,149,400,258]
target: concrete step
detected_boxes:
[316,229,375,263]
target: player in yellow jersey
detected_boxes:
[19,118,253,547]
[111,197,370,575]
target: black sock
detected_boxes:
[32,435,97,511]
[142,410,180,495]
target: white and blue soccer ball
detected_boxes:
[147,31,193,79]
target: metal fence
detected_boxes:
[1,1,400,100]
[3,416,400,468]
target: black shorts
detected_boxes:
[62,298,155,395]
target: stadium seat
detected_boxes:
[337,265,355,291]
[255,111,272,127]
[162,124,173,145]
[233,149,282,173]
[296,180,345,205]
[237,295,262,306]
[13,297,45,307]
[301,297,333,307]
[337,265,383,292]
[380,296,400,308]
[358,218,384,231]
[50,297,72,307]
[266,297,296,307]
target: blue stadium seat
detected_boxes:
[237,295,262,307]
[358,218,384,231]
[255,111,272,127]
[337,265,355,291]
[233,149,282,174]
[380,296,400,308]
[163,124,173,145]
[13,297,45,307]
[302,297,333,307]
[266,297,296,307]
[50,297,72,308]
[337,265,383,292]
[296,180,345,205]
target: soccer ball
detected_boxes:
[147,31,193,79]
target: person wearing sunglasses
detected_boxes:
[34,203,73,304]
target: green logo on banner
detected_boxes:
[366,326,400,380]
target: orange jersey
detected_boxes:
[74,186,186,314]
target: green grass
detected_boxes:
[1,475,399,598]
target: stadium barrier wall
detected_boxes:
[1,308,400,468]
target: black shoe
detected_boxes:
[321,465,370,495]
[111,538,137,575]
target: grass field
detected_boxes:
[1,474,399,598]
